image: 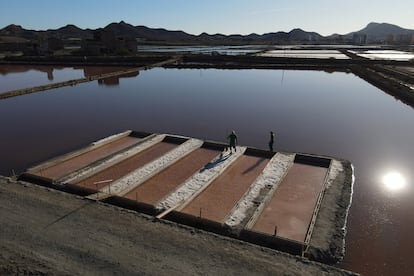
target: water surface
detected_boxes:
[258,49,350,59]
[0,68,413,275]
[0,65,131,93]
[137,45,262,55]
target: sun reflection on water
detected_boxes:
[382,171,407,192]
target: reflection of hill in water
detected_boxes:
[0,65,63,80]
[0,65,138,86]
[98,71,139,86]
[82,67,139,86]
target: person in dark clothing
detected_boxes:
[227,130,238,153]
[269,131,275,151]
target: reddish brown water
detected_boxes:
[31,136,140,180]
[0,65,131,92]
[181,155,269,222]
[1,67,414,275]
[74,142,177,190]
[124,148,219,205]
[251,163,327,242]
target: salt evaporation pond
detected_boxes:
[257,49,350,59]
[137,45,262,55]
[351,50,414,61]
[0,67,413,276]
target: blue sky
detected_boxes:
[1,0,413,36]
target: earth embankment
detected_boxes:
[0,176,357,275]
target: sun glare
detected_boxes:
[382,171,407,191]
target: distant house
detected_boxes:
[394,34,414,45]
[384,33,414,45]
[352,33,367,45]
[81,29,137,55]
[34,36,64,55]
[0,36,38,56]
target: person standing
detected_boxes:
[227,130,238,153]
[269,131,275,151]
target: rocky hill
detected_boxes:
[0,21,413,45]
[348,22,414,42]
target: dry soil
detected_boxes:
[0,176,357,276]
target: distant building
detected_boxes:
[385,34,395,44]
[395,34,413,45]
[352,33,367,45]
[0,41,33,54]
[81,29,137,55]
[34,36,64,55]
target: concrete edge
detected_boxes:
[306,160,354,264]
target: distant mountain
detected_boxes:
[99,21,195,42]
[347,22,414,42]
[288,28,323,41]
[51,24,93,39]
[0,21,413,45]
[195,28,323,44]
[0,24,38,40]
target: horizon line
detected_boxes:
[0,21,411,38]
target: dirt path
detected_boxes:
[0,176,357,275]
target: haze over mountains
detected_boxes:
[1,21,414,44]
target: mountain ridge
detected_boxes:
[1,21,413,44]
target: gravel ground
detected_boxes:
[0,176,357,276]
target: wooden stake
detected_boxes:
[93,179,113,185]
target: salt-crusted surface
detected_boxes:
[60,134,166,184]
[224,152,295,228]
[91,130,131,147]
[307,159,353,264]
[156,147,247,211]
[92,138,203,199]
[325,160,343,188]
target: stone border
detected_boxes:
[306,160,354,264]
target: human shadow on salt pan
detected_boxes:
[199,153,230,173]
